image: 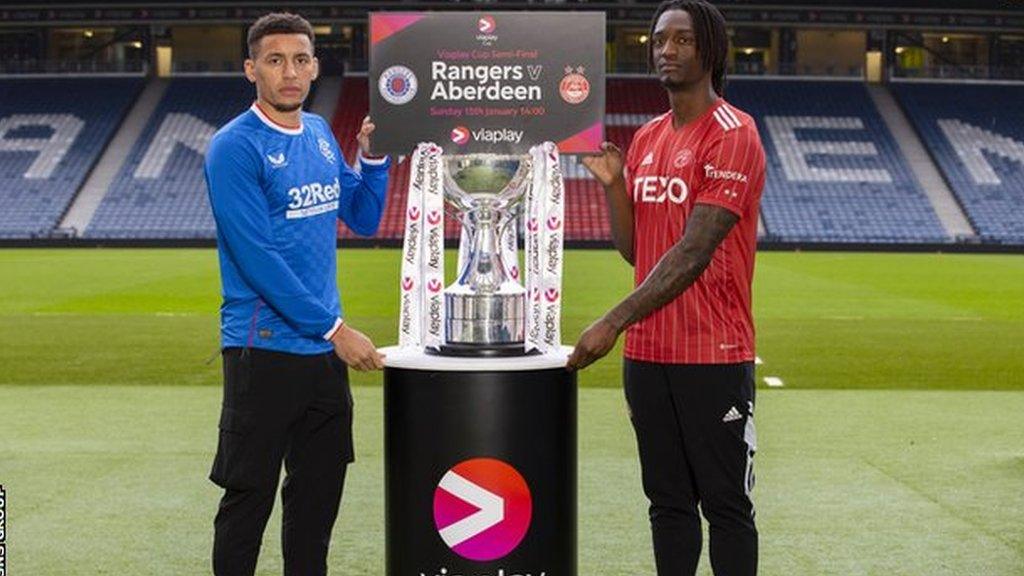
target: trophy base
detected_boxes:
[426,342,540,358]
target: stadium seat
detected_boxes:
[725,80,948,243]
[0,78,143,238]
[84,77,254,239]
[46,75,980,246]
[890,82,1024,244]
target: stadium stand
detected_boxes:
[6,73,1010,246]
[890,82,1024,244]
[725,80,949,243]
[84,77,253,239]
[0,77,142,238]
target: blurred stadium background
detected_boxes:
[0,0,1021,575]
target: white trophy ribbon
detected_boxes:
[525,142,565,353]
[502,213,520,288]
[540,143,565,351]
[398,143,428,348]
[398,143,446,348]
[422,146,446,349]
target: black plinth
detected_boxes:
[382,347,577,576]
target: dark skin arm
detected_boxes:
[566,204,740,370]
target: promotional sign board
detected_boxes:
[369,11,605,155]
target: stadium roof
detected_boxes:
[5,0,1023,10]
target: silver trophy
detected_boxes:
[437,154,533,357]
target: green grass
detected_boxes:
[0,249,1022,574]
[0,249,1021,389]
[0,385,1021,575]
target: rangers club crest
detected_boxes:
[379,65,418,105]
[318,138,336,164]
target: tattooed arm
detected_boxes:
[566,204,739,370]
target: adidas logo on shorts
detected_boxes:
[722,406,742,423]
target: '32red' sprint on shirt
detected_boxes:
[623,99,766,365]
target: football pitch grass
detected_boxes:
[1,248,1022,574]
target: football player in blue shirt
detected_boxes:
[204,13,389,576]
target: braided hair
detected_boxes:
[647,0,729,96]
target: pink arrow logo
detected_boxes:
[433,457,531,562]
[408,206,421,221]
[427,210,442,225]
[478,16,496,33]
[401,277,414,292]
[531,287,541,302]
[428,278,443,293]
[546,216,562,231]
[526,218,539,232]
[451,126,470,146]
[508,265,519,280]
[544,288,560,303]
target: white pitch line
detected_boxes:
[30,312,201,317]
[763,376,784,388]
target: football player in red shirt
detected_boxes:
[567,1,766,574]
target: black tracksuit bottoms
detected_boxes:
[209,347,354,576]
[624,359,758,576]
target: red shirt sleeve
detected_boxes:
[624,127,643,185]
[695,124,765,217]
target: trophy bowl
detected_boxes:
[443,155,532,214]
[437,154,533,357]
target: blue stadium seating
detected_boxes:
[890,82,1024,244]
[0,77,142,238]
[85,77,254,239]
[725,80,949,243]
[8,74,1007,245]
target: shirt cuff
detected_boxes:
[323,317,344,341]
[358,153,390,167]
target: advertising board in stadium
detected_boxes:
[369,12,605,155]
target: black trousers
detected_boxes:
[210,347,354,576]
[624,359,758,576]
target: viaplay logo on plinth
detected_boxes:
[433,458,532,561]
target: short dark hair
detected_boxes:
[247,12,315,58]
[647,0,729,96]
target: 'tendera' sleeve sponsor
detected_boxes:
[695,126,763,217]
[205,133,340,339]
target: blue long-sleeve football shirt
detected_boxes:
[205,103,390,355]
